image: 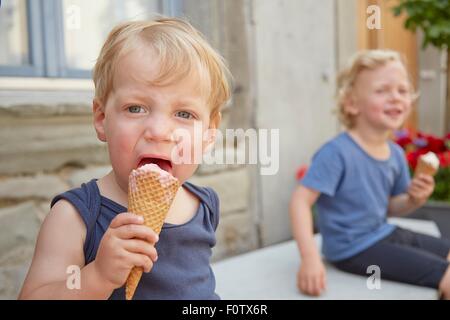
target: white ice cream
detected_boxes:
[420,151,440,169]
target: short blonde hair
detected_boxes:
[336,49,416,128]
[93,17,231,118]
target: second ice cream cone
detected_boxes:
[415,152,440,177]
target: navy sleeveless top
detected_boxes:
[50,179,220,300]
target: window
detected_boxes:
[0,0,182,78]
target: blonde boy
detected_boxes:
[19,18,231,300]
[290,50,450,298]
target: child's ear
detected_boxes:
[203,112,221,153]
[93,98,107,142]
[344,93,360,117]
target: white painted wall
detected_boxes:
[249,0,339,246]
[417,31,447,136]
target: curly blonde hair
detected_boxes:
[93,17,232,119]
[336,49,417,128]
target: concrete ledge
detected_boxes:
[212,218,441,300]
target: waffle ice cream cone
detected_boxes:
[125,164,180,300]
[415,152,440,177]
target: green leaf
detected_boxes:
[429,25,440,37]
[404,18,417,30]
[393,0,450,50]
[392,6,403,16]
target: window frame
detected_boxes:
[0,0,45,77]
[0,0,183,79]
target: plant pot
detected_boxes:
[408,201,450,238]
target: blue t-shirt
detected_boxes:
[51,179,220,300]
[301,132,411,262]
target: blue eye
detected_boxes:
[128,105,144,113]
[175,111,194,119]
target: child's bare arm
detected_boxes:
[18,200,114,299]
[388,174,435,217]
[290,185,321,258]
[19,200,159,299]
[289,185,326,296]
[387,194,417,217]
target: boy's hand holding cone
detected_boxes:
[408,152,439,205]
[125,164,180,300]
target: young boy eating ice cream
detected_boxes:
[19,18,231,300]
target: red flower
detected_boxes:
[438,151,450,168]
[406,152,416,169]
[397,131,449,202]
[296,165,308,181]
[426,135,446,153]
[395,136,413,149]
[406,150,427,169]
